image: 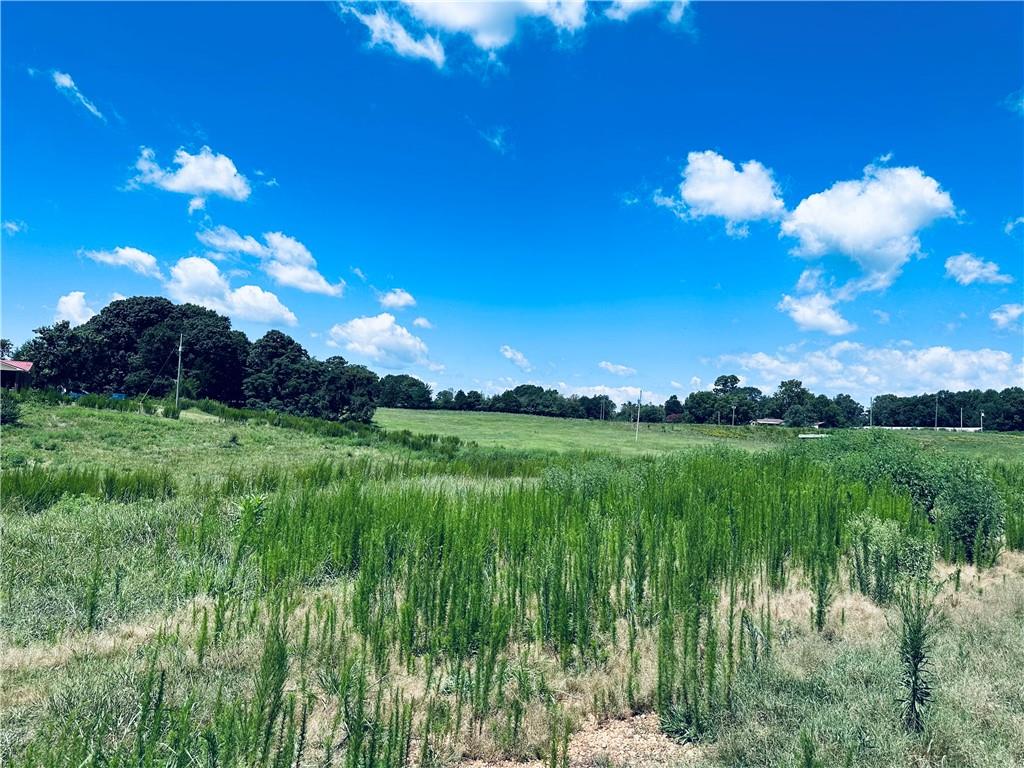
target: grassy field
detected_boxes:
[2,399,1023,767]
[376,406,1024,459]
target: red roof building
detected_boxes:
[0,360,34,391]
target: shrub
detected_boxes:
[848,514,933,604]
[934,459,1004,566]
[895,581,941,733]
[1,391,22,425]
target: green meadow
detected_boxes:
[2,398,1023,767]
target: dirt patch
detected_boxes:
[464,714,704,768]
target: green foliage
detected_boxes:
[1,390,22,425]
[3,465,176,512]
[3,400,1022,767]
[895,581,941,733]
[933,458,1005,566]
[848,514,933,604]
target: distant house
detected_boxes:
[0,360,33,391]
[751,418,785,426]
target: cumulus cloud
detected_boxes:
[944,253,1014,286]
[500,344,532,372]
[412,316,433,329]
[338,1,686,67]
[557,382,665,406]
[723,342,1022,399]
[82,246,164,279]
[328,313,438,369]
[342,5,445,68]
[52,71,104,121]
[165,256,297,325]
[132,146,251,212]
[54,291,96,326]
[598,360,636,376]
[2,220,26,236]
[261,232,344,296]
[196,226,343,296]
[781,163,955,292]
[990,303,1024,331]
[656,150,784,237]
[402,0,586,51]
[777,293,856,336]
[379,288,417,309]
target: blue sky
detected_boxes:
[2,1,1022,404]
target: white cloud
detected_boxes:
[262,232,344,296]
[781,163,955,291]
[197,225,266,256]
[556,382,665,406]
[165,256,297,325]
[196,226,343,296]
[872,309,891,325]
[340,1,685,66]
[945,253,1014,286]
[379,288,417,309]
[656,150,785,237]
[777,292,856,335]
[604,0,653,21]
[478,125,510,154]
[795,267,824,293]
[403,0,586,51]
[352,267,367,281]
[500,344,532,372]
[329,313,438,369]
[132,146,251,211]
[723,342,1022,399]
[54,291,96,326]
[1005,216,1024,236]
[52,71,104,121]
[666,0,688,23]
[689,375,702,390]
[82,246,164,279]
[598,360,636,376]
[412,316,433,329]
[342,5,445,67]
[2,220,26,236]
[990,304,1024,331]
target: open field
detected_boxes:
[376,407,1024,460]
[2,400,1024,767]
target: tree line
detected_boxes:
[404,375,867,428]
[8,297,379,422]
[6,295,1023,430]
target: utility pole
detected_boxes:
[635,390,642,443]
[934,392,938,430]
[960,407,963,429]
[981,410,985,431]
[731,404,736,427]
[869,396,873,427]
[175,333,183,408]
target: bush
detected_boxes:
[1,391,22,425]
[934,459,1004,566]
[848,514,933,604]
[162,403,181,419]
